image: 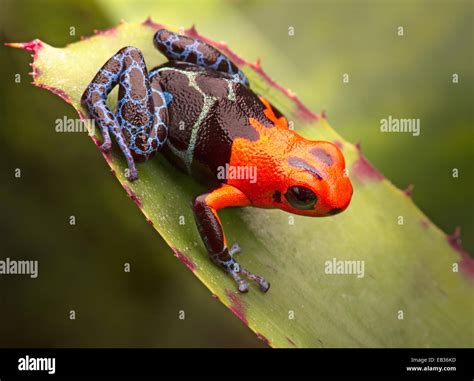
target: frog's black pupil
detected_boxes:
[284,186,318,210]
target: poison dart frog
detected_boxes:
[82,29,353,293]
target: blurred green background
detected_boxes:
[1,0,472,347]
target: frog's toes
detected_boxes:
[229,270,249,293]
[99,138,112,152]
[241,267,270,293]
[126,167,139,182]
[229,242,241,256]
[225,260,269,293]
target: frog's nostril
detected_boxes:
[327,207,344,215]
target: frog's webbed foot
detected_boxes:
[193,185,270,293]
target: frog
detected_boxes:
[81,29,353,293]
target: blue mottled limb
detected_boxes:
[81,47,169,181]
[153,29,249,86]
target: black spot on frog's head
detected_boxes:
[272,190,282,203]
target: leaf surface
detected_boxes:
[8,20,473,347]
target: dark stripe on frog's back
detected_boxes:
[151,62,207,151]
[151,61,274,184]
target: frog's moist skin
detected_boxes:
[82,29,353,293]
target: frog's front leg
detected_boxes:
[192,184,270,293]
[153,29,249,86]
[81,47,168,181]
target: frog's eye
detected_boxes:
[284,186,318,210]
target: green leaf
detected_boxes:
[8,20,473,348]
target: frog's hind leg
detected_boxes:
[81,47,168,181]
[192,185,270,293]
[153,29,249,86]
